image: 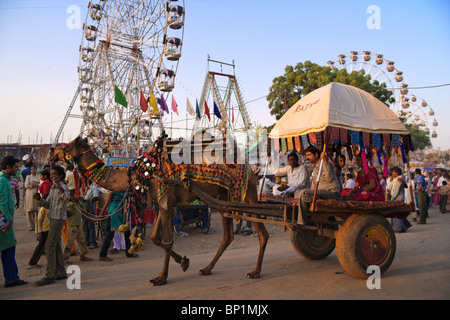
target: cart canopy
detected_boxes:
[269,82,413,153]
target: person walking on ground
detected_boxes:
[99,191,137,261]
[27,196,50,269]
[34,165,71,286]
[63,198,93,263]
[0,156,28,287]
[415,169,428,224]
[24,165,40,231]
[438,181,448,214]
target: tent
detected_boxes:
[269,82,414,155]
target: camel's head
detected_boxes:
[49,136,91,164]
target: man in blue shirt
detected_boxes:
[415,169,428,224]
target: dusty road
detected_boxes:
[1,199,449,305]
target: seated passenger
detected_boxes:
[341,173,356,198]
[294,146,341,226]
[390,166,407,201]
[343,154,384,201]
[270,152,310,197]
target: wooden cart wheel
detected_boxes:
[290,229,336,260]
[336,213,396,278]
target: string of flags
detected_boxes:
[113,85,225,121]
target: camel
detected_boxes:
[50,136,270,286]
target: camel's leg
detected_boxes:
[149,207,189,286]
[246,220,269,279]
[149,213,170,286]
[199,212,234,275]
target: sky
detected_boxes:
[0,0,449,150]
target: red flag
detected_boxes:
[171,95,179,115]
[139,91,148,112]
[204,101,210,121]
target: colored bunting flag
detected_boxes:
[213,101,221,119]
[186,97,195,117]
[204,101,210,121]
[148,91,158,114]
[160,95,169,114]
[139,91,148,112]
[171,96,179,115]
[196,99,200,119]
[114,86,127,108]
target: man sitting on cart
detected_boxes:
[294,145,341,226]
[269,152,310,197]
[342,153,384,201]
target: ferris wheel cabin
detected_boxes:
[84,25,98,41]
[158,69,175,92]
[167,4,184,29]
[165,37,182,61]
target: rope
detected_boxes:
[69,179,133,222]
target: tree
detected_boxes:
[267,61,393,120]
[403,123,432,150]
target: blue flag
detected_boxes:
[213,101,221,119]
[195,99,200,119]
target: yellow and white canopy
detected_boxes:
[269,82,409,138]
[268,82,413,154]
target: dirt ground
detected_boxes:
[1,187,450,303]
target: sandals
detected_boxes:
[99,256,113,261]
[126,253,139,258]
[4,279,28,288]
[80,256,93,262]
[33,278,55,287]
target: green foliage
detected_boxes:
[267,61,393,120]
[403,123,432,150]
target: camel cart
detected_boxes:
[167,83,416,279]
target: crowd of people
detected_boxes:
[256,146,449,230]
[0,156,137,288]
[1,150,449,288]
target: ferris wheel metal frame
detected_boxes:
[193,57,255,149]
[327,51,439,138]
[77,0,185,157]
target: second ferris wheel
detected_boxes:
[78,0,185,157]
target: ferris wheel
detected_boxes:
[398,95,439,138]
[326,51,439,138]
[78,0,185,157]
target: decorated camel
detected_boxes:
[50,136,269,286]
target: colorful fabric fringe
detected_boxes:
[301,135,309,148]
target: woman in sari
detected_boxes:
[343,154,385,201]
